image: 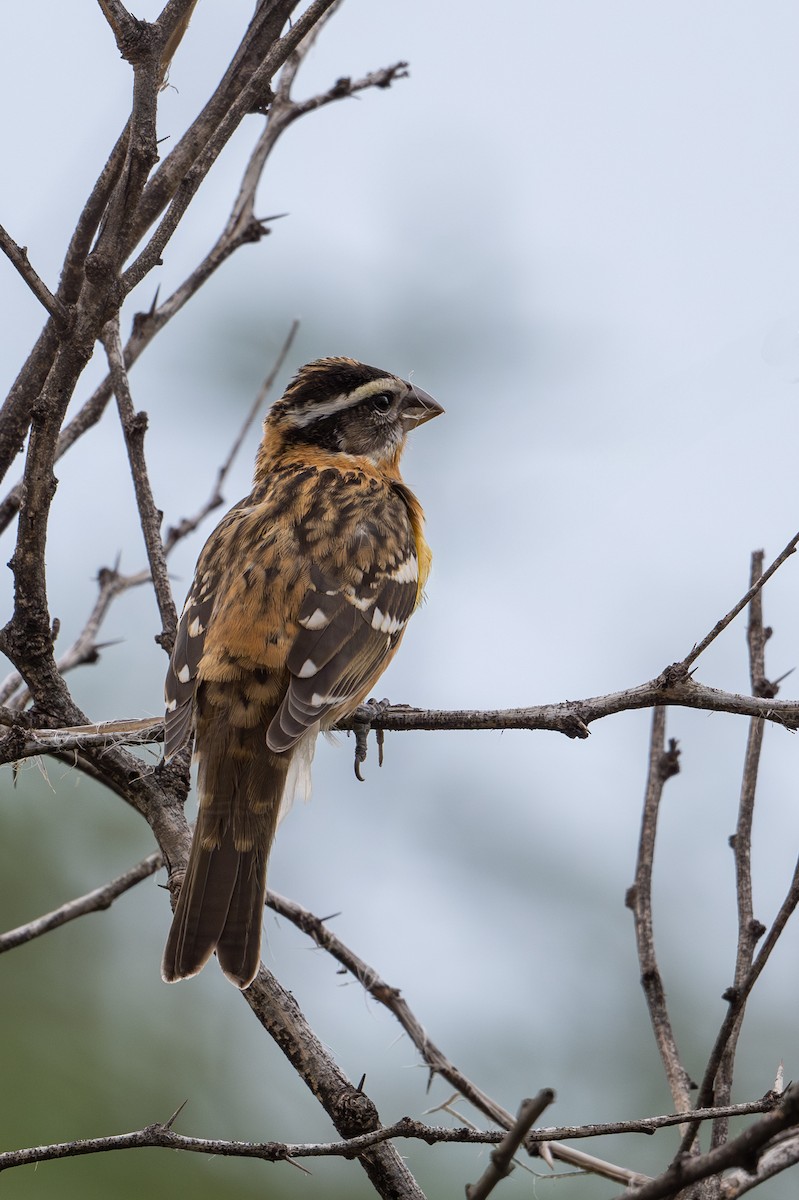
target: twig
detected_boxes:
[610,1084,799,1200]
[465,1091,556,1200]
[102,315,177,652]
[162,319,299,552]
[0,1118,497,1173]
[0,560,148,709]
[0,223,68,326]
[0,853,161,953]
[712,550,771,1148]
[625,709,692,1114]
[681,530,799,669]
[687,852,799,1131]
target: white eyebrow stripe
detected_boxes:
[285,378,401,427]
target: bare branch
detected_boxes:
[689,852,799,1123]
[239,965,426,1199]
[345,671,799,737]
[0,561,149,709]
[0,853,161,953]
[0,1095,785,1180]
[0,223,68,326]
[162,319,299,552]
[682,530,799,669]
[0,1116,491,1174]
[712,550,771,1149]
[466,1091,556,1200]
[721,1129,799,1196]
[121,0,342,293]
[625,710,692,1114]
[102,315,177,652]
[266,891,643,1188]
[609,1085,799,1200]
[96,0,141,51]
[0,32,406,537]
[13,659,799,766]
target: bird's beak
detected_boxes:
[401,384,445,431]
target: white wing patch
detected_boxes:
[299,607,330,631]
[371,607,406,635]
[390,556,418,584]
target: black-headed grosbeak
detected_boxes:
[161,357,443,988]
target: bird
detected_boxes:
[161,356,443,988]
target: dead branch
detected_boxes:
[10,666,799,767]
[681,531,799,669]
[102,315,177,652]
[625,710,693,1114]
[465,1092,556,1200]
[712,551,772,1149]
[0,222,68,326]
[266,890,643,1187]
[610,1085,799,1200]
[0,853,161,952]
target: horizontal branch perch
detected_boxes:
[3,666,799,766]
[0,1096,781,1175]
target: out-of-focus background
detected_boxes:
[2,3,799,1196]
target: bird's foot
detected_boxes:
[351,697,393,781]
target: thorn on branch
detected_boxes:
[164,1099,189,1131]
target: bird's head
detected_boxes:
[261,357,443,471]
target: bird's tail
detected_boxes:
[162,721,289,989]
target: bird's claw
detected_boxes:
[351,697,391,781]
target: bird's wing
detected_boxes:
[163,568,216,759]
[266,535,420,753]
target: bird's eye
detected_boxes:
[371,393,392,414]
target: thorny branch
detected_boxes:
[265,891,645,1187]
[0,1097,782,1176]
[610,1085,799,1200]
